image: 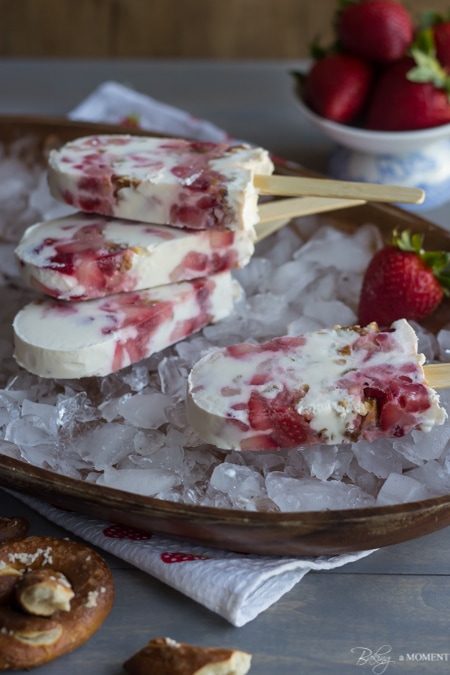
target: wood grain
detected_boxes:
[254,174,425,204]
[0,0,448,59]
[0,0,111,58]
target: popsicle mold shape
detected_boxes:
[13,271,241,378]
[47,135,274,233]
[186,320,447,450]
[15,212,254,301]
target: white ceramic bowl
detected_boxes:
[296,96,450,211]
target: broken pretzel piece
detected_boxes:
[123,636,252,675]
[15,568,75,616]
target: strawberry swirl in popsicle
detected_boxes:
[15,212,254,301]
[13,271,241,378]
[47,135,274,234]
[186,320,447,451]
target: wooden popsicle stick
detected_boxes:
[254,174,425,205]
[257,195,365,223]
[255,196,366,242]
[255,216,292,243]
[424,363,450,390]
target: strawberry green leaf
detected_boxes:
[308,34,340,60]
[309,38,329,60]
[407,48,450,100]
[393,229,450,292]
[392,229,423,253]
[407,48,447,85]
[411,27,436,56]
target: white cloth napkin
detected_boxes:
[15,492,374,627]
[14,81,376,626]
[69,80,232,144]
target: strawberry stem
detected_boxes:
[407,33,450,100]
[393,229,450,296]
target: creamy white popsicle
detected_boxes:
[13,271,241,378]
[47,135,274,233]
[186,320,447,451]
[15,212,254,301]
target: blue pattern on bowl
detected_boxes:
[328,138,450,212]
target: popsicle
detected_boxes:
[13,271,241,378]
[47,135,424,235]
[186,319,447,451]
[47,135,274,233]
[15,212,255,301]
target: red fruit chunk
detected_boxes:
[303,53,373,123]
[247,388,316,449]
[364,380,432,438]
[338,0,413,63]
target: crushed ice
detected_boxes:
[0,136,450,512]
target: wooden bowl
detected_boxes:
[0,115,450,556]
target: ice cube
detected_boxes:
[97,466,180,497]
[158,357,189,398]
[354,439,403,478]
[266,473,375,511]
[75,423,137,470]
[376,472,433,505]
[407,460,450,495]
[209,462,265,509]
[116,393,172,429]
[301,445,341,481]
[293,223,382,273]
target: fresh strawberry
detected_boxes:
[358,230,450,327]
[416,11,450,72]
[300,53,373,123]
[337,0,413,64]
[365,53,450,130]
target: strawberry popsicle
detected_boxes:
[13,272,241,378]
[186,320,447,451]
[15,212,254,301]
[47,135,274,233]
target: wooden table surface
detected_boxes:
[1,58,450,674]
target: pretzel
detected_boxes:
[0,536,114,671]
[123,637,252,675]
[0,517,29,543]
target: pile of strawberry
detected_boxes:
[296,0,450,131]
